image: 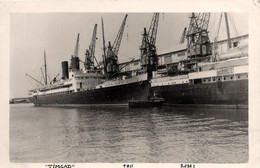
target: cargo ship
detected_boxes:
[151,13,248,108]
[28,14,159,106]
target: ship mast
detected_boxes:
[44,50,47,85]
[101,17,107,79]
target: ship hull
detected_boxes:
[152,79,248,107]
[29,81,149,106]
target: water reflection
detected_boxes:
[10,104,248,163]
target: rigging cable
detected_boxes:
[216,13,223,39]
[212,13,223,62]
[208,14,217,40]
[48,75,51,84]
[227,13,246,55]
[117,51,138,61]
[27,75,35,88]
[228,13,239,37]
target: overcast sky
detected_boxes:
[10,13,248,98]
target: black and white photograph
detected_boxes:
[1,0,260,168]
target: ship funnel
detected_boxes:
[61,61,69,79]
[70,56,80,71]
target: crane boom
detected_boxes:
[112,14,128,57]
[105,14,128,78]
[85,24,97,69]
[179,27,187,44]
[70,33,81,71]
[148,13,159,46]
[73,33,80,58]
[89,24,97,60]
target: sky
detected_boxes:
[10,13,248,98]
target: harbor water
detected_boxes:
[10,103,248,163]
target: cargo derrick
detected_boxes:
[70,33,80,72]
[172,13,211,74]
[26,73,44,86]
[105,14,128,79]
[50,73,59,84]
[140,13,159,80]
[85,24,98,70]
[26,50,49,86]
[186,13,211,58]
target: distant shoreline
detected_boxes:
[9,98,31,104]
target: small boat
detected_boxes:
[128,98,165,108]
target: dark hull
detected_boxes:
[29,81,149,106]
[152,79,248,107]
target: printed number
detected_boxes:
[123,164,133,168]
[180,164,195,168]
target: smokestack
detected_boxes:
[61,61,69,79]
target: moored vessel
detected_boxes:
[27,13,160,106]
[151,12,248,108]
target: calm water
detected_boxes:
[10,103,248,163]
